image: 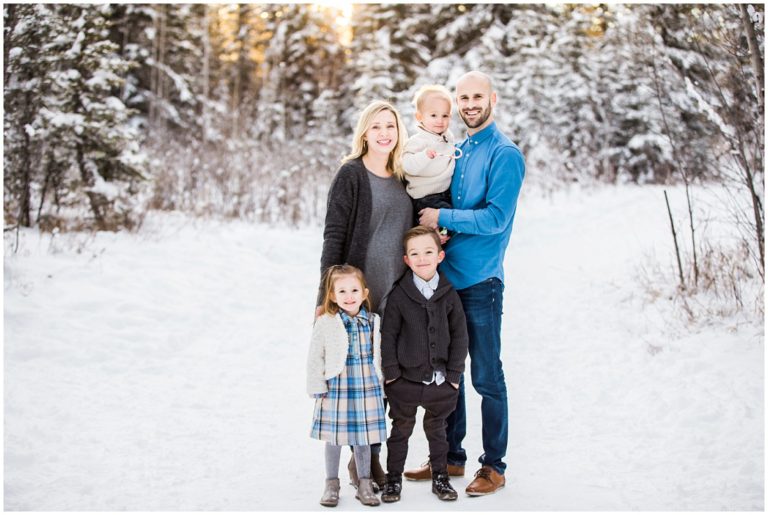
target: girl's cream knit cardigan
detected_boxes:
[306,312,383,395]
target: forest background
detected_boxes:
[2,5,765,509]
[3,3,765,307]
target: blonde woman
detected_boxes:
[316,100,413,491]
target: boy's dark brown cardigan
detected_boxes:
[381,269,468,385]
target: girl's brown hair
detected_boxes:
[319,264,371,315]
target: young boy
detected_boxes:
[402,85,461,231]
[380,226,469,502]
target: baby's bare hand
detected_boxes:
[426,149,437,159]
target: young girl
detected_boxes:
[307,264,386,507]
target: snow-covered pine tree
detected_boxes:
[4,4,59,228]
[433,4,581,187]
[255,4,346,146]
[609,5,714,183]
[429,3,494,62]
[250,5,286,145]
[464,5,557,159]
[652,4,764,275]
[386,3,431,94]
[111,4,206,137]
[542,5,608,183]
[251,4,350,224]
[588,5,658,182]
[343,3,431,125]
[36,4,145,230]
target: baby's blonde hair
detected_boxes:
[412,84,453,113]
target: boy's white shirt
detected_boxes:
[306,311,383,395]
[402,125,457,199]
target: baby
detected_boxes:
[402,84,461,228]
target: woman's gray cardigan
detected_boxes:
[317,158,373,304]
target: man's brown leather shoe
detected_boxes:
[465,466,505,496]
[403,461,465,481]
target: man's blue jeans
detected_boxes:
[446,277,508,474]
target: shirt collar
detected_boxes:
[412,271,440,293]
[464,121,497,145]
[340,306,369,323]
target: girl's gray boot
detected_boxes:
[355,478,380,506]
[320,478,341,507]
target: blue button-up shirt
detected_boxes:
[437,121,525,290]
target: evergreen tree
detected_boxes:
[4,4,58,227]
[652,4,764,270]
[110,4,206,136]
[255,4,346,145]
[36,4,145,229]
[344,3,431,124]
[430,3,495,60]
[5,4,763,229]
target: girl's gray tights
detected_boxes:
[325,443,371,480]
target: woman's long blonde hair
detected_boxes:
[342,100,408,180]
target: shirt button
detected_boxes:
[429,327,435,333]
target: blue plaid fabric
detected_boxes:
[310,308,387,445]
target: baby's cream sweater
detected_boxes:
[402,125,457,199]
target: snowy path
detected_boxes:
[4,185,763,510]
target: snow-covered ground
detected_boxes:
[4,184,763,511]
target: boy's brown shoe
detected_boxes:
[465,466,505,496]
[403,460,465,481]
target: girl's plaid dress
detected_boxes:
[310,308,387,446]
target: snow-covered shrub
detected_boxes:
[143,129,346,226]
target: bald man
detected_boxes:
[410,71,525,496]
